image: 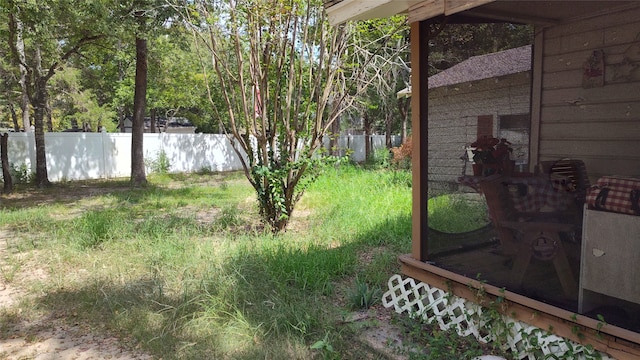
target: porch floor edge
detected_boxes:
[396,254,640,360]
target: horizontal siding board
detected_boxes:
[545,22,640,57]
[428,91,529,107]
[541,81,640,106]
[541,102,639,123]
[604,22,640,46]
[542,44,631,75]
[540,121,640,141]
[539,139,639,159]
[539,3,640,180]
[428,147,468,157]
[544,29,604,56]
[542,64,639,91]
[427,118,469,128]
[583,158,640,179]
[544,5,640,40]
[428,148,469,158]
[428,158,466,167]
[429,94,529,116]
[427,165,465,176]
[429,140,467,153]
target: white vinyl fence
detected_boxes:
[5,132,400,182]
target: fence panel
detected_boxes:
[5,133,399,182]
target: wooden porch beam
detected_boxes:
[408,0,495,23]
[464,7,561,25]
[410,20,430,261]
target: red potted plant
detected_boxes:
[470,136,514,176]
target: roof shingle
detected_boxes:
[428,45,532,89]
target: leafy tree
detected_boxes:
[429,22,532,75]
[0,3,29,132]
[177,0,380,232]
[4,0,111,187]
[0,41,21,131]
[146,28,208,130]
[50,67,117,131]
[111,0,185,185]
[347,16,410,157]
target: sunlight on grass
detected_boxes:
[0,166,412,359]
[428,193,489,233]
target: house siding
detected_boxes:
[537,5,640,179]
[427,72,530,190]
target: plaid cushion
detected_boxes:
[586,176,640,215]
[507,177,573,212]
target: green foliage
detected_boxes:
[51,67,117,131]
[181,0,376,233]
[310,332,337,360]
[366,148,393,169]
[393,312,485,359]
[347,279,382,310]
[73,209,120,249]
[348,16,411,137]
[429,23,533,75]
[251,152,347,233]
[146,150,171,174]
[213,205,242,230]
[393,282,607,360]
[9,163,34,184]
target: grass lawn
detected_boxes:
[0,165,496,359]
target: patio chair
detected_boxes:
[538,159,591,242]
[538,159,591,211]
[479,174,578,298]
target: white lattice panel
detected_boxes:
[382,274,613,360]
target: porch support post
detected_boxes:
[529,26,544,171]
[410,20,430,261]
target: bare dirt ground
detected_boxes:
[0,230,153,360]
[0,184,158,360]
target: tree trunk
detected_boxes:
[330,115,340,156]
[33,79,50,188]
[1,133,13,194]
[9,104,20,132]
[364,113,372,162]
[398,97,410,144]
[131,37,147,185]
[385,112,392,149]
[21,82,30,131]
[33,46,50,188]
[45,100,53,132]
